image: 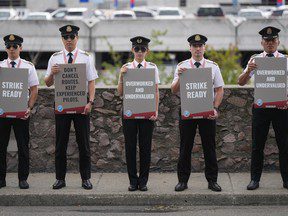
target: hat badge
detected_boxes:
[195,35,201,41]
[137,38,142,44]
[9,34,15,41]
[267,28,272,35]
[66,26,72,33]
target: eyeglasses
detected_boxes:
[6,44,19,49]
[134,46,147,52]
[62,35,76,40]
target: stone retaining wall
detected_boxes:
[6,87,281,173]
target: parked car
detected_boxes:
[50,8,68,20]
[0,8,18,20]
[238,8,268,19]
[65,8,88,20]
[155,7,185,19]
[93,9,106,20]
[132,7,156,18]
[111,10,136,19]
[196,4,224,17]
[270,5,288,17]
[24,12,52,20]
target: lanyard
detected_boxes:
[7,59,22,68]
[63,49,79,64]
[189,59,206,68]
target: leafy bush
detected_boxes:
[205,44,242,84]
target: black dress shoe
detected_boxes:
[175,182,188,192]
[128,184,138,191]
[208,181,222,192]
[283,181,288,189]
[52,180,66,189]
[82,179,93,190]
[247,180,259,190]
[139,185,148,191]
[0,180,6,188]
[19,180,29,189]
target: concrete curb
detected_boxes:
[1,173,288,206]
[1,193,288,206]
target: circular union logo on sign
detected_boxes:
[57,105,63,112]
[125,110,132,117]
[184,110,190,117]
[256,99,263,106]
[0,108,4,115]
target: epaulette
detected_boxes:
[206,59,218,67]
[177,59,189,66]
[22,59,34,66]
[122,62,131,67]
[250,54,260,60]
[147,62,156,67]
[52,51,63,56]
[79,50,90,56]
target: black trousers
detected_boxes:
[0,118,29,181]
[55,114,91,180]
[122,118,154,186]
[177,118,218,183]
[251,108,288,182]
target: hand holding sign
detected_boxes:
[21,107,31,120]
[149,110,158,121]
[208,109,219,120]
[51,64,60,75]
[82,102,92,115]
[177,67,187,76]
[247,58,257,74]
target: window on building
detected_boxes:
[0,0,26,7]
[180,0,186,7]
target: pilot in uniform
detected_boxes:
[238,26,288,190]
[171,34,224,192]
[45,25,98,190]
[0,34,39,189]
[117,36,160,191]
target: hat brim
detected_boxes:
[262,35,278,40]
[61,32,78,36]
[5,41,22,45]
[190,42,205,45]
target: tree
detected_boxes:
[205,44,242,84]
[99,30,173,85]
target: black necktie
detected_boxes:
[194,62,201,68]
[137,63,142,68]
[10,61,16,68]
[68,53,73,63]
[266,53,274,57]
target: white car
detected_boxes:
[0,8,18,20]
[24,12,52,20]
[51,8,68,20]
[111,10,136,19]
[238,8,268,19]
[93,9,106,20]
[132,7,156,18]
[65,8,88,20]
[155,7,185,19]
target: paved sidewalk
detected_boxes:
[0,172,287,206]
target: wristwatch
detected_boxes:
[89,100,95,105]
